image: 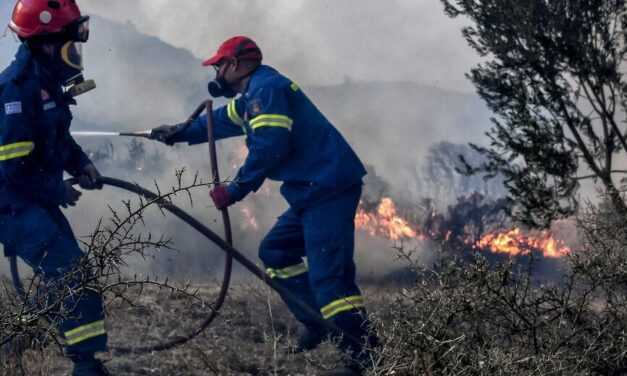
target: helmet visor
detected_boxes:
[60,41,83,71]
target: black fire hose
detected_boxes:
[8,176,360,353]
[8,100,361,353]
[8,176,232,355]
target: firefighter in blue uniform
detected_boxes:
[0,1,108,375]
[152,36,377,374]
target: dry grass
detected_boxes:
[2,281,377,376]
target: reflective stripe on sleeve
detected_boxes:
[250,114,293,131]
[320,295,365,320]
[64,320,106,345]
[0,141,34,161]
[266,262,308,279]
[227,100,245,128]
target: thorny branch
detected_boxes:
[0,170,217,361]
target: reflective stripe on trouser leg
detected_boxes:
[260,208,322,328]
[266,263,323,329]
[320,295,365,320]
[266,262,308,279]
[61,286,108,354]
[301,185,371,358]
[9,204,108,355]
[64,320,106,345]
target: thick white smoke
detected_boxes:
[0,1,495,281]
[80,0,479,92]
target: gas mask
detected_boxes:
[34,16,95,100]
[56,41,83,83]
[208,76,237,99]
[52,40,96,101]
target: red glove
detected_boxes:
[210,185,233,210]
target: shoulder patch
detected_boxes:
[290,82,300,92]
[4,101,22,115]
[248,98,263,117]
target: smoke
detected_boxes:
[0,2,496,282]
[80,0,479,92]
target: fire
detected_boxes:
[229,144,249,169]
[240,206,259,231]
[355,197,572,258]
[475,228,570,258]
[355,198,421,241]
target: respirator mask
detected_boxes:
[32,16,95,100]
[208,76,238,99]
[60,17,95,100]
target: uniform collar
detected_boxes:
[15,44,66,101]
[243,65,273,96]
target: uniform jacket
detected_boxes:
[0,45,91,209]
[174,65,367,208]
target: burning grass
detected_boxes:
[2,177,626,375]
[356,194,573,260]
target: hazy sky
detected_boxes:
[0,1,488,278]
[72,1,479,92]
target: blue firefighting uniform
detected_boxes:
[0,45,107,356]
[173,65,372,354]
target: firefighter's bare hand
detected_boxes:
[61,181,82,208]
[150,124,185,145]
[78,163,103,190]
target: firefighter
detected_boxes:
[0,1,108,375]
[151,36,377,374]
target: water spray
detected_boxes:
[71,130,152,138]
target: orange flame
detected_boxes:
[474,228,570,258]
[230,144,249,169]
[240,206,259,231]
[355,198,422,241]
[355,198,572,258]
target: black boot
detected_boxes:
[71,354,110,376]
[332,311,380,373]
[295,324,329,353]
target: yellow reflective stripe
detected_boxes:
[321,295,365,320]
[0,141,34,161]
[266,262,308,279]
[227,100,245,127]
[251,121,292,131]
[64,320,106,345]
[250,114,293,131]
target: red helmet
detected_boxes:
[9,0,85,40]
[202,36,263,67]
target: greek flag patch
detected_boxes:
[4,101,22,115]
[43,101,56,111]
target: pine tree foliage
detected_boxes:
[442,0,627,227]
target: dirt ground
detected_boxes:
[4,282,395,376]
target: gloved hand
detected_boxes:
[61,180,82,208]
[150,123,187,145]
[210,185,234,210]
[77,163,103,190]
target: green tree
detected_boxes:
[442,0,627,227]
